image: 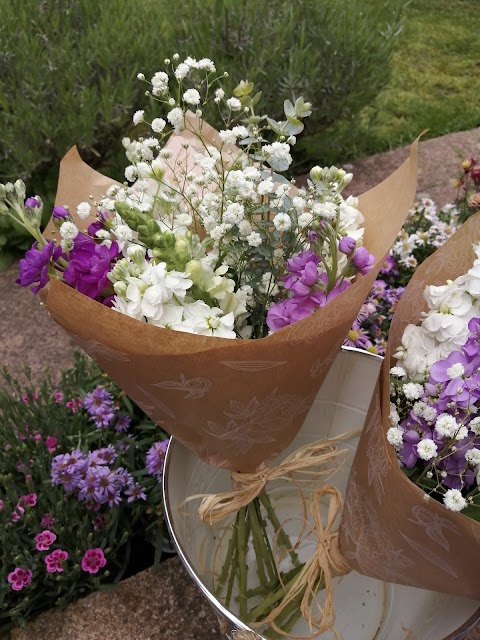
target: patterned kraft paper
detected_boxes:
[42,124,418,473]
[339,213,480,600]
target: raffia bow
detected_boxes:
[195,433,357,638]
[198,431,358,525]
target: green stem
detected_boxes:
[259,491,301,568]
[254,498,277,582]
[246,564,304,598]
[248,501,268,590]
[225,545,238,609]
[249,564,304,622]
[215,514,239,596]
[236,506,249,620]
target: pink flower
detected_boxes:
[45,435,58,452]
[41,513,55,528]
[81,548,106,574]
[0,500,3,511]
[20,493,37,507]
[45,549,69,573]
[34,434,42,442]
[54,390,64,403]
[11,505,25,522]
[35,530,57,551]
[8,568,32,591]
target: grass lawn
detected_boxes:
[307,0,480,164]
[358,0,480,155]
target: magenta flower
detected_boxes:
[45,549,69,573]
[8,568,32,591]
[35,530,57,551]
[0,499,3,511]
[11,505,25,522]
[63,234,119,301]
[81,548,106,574]
[20,493,37,507]
[41,513,55,529]
[17,241,63,294]
[25,196,42,210]
[45,435,58,452]
[53,390,64,403]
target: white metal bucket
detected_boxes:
[163,347,480,639]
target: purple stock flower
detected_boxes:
[351,247,375,275]
[63,234,119,301]
[338,236,356,255]
[52,206,70,219]
[17,241,62,294]
[25,196,42,210]
[266,297,313,332]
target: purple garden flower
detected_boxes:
[146,441,169,479]
[8,568,32,591]
[45,549,68,573]
[35,530,57,551]
[52,206,70,219]
[81,548,106,574]
[84,387,114,417]
[17,241,62,294]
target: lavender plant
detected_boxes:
[0,354,169,632]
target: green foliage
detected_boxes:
[0,353,168,631]
[165,0,405,170]
[311,0,480,163]
[0,0,171,262]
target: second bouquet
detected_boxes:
[3,55,418,635]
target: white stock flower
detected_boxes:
[395,324,437,380]
[76,202,91,219]
[59,221,78,240]
[443,488,467,512]
[416,439,438,461]
[133,110,144,125]
[424,280,473,315]
[182,300,236,338]
[183,88,201,105]
[390,366,407,378]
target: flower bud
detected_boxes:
[338,236,356,255]
[14,180,26,200]
[113,281,127,297]
[5,182,14,194]
[185,259,203,285]
[309,166,322,183]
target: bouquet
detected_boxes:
[0,354,168,632]
[1,55,419,635]
[347,196,460,354]
[339,213,480,600]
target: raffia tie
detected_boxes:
[253,485,350,639]
[198,431,358,526]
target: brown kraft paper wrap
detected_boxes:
[339,213,480,601]
[41,123,418,474]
